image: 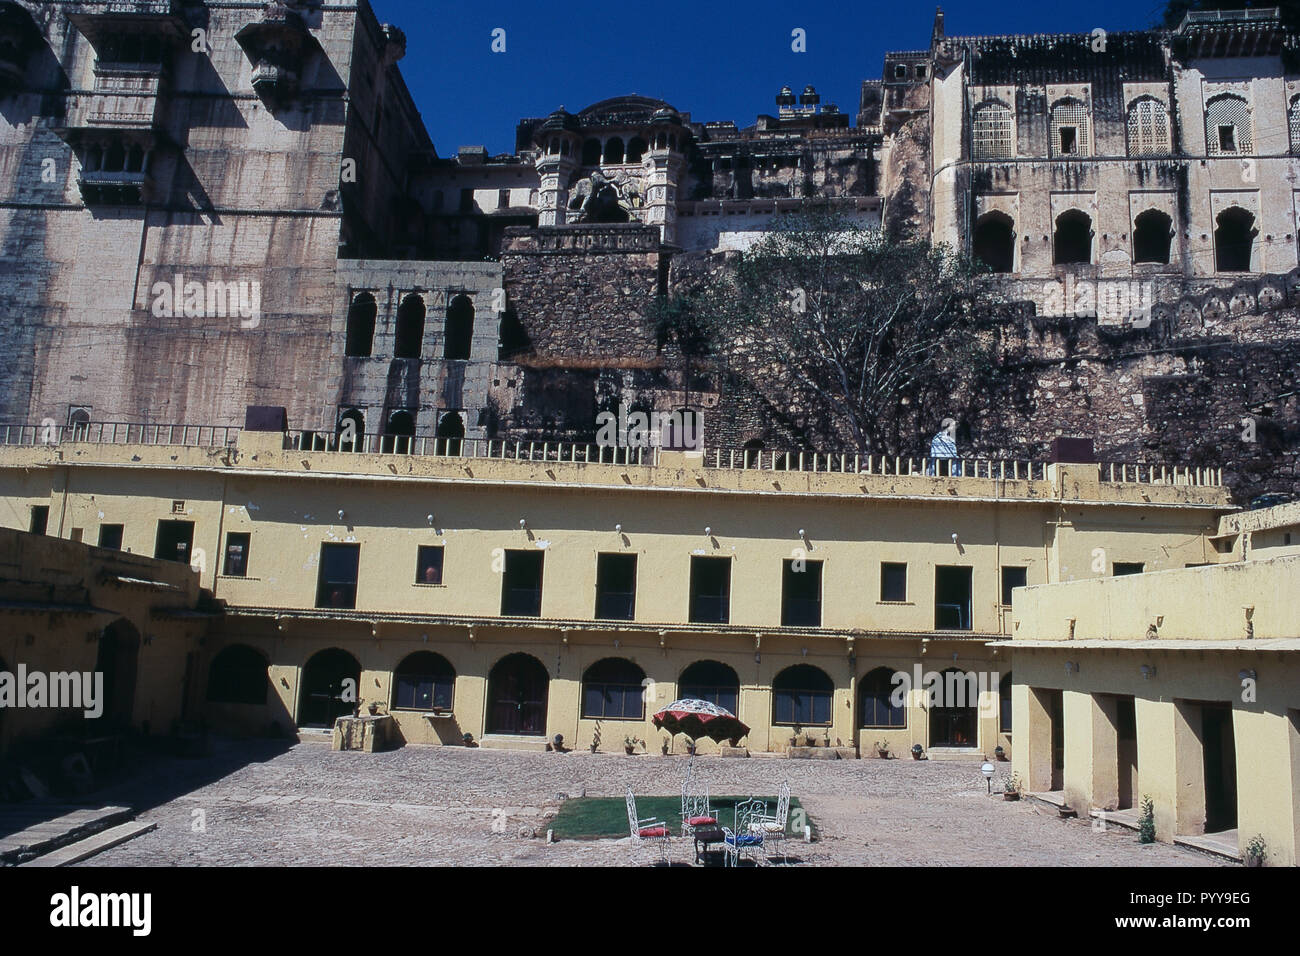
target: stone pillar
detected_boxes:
[645,149,683,245]
[535,155,574,227]
[1019,684,1054,792]
[1063,689,1119,811]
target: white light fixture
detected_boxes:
[426,514,434,526]
[519,518,527,529]
[981,761,995,794]
[615,523,622,534]
[798,528,806,538]
[951,532,959,543]
[337,509,345,520]
[704,526,712,537]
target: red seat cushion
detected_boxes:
[687,816,716,826]
[638,826,668,838]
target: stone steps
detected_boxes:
[0,805,134,865]
[19,820,157,867]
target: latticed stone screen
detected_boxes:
[1289,96,1300,154]
[1205,94,1252,155]
[971,103,1014,159]
[1127,98,1170,155]
[1050,99,1090,157]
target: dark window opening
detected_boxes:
[934,565,972,630]
[316,542,360,609]
[999,672,1013,734]
[581,657,646,720]
[344,293,377,357]
[435,411,465,456]
[393,651,455,711]
[415,545,444,585]
[1053,210,1093,265]
[1215,207,1255,273]
[487,653,549,735]
[860,667,905,728]
[223,532,250,577]
[603,137,624,164]
[336,408,364,452]
[880,562,907,602]
[781,558,822,627]
[497,188,510,209]
[394,293,425,359]
[497,308,529,359]
[973,212,1015,273]
[381,409,415,454]
[501,549,544,617]
[689,556,731,624]
[1218,124,1236,153]
[445,294,474,360]
[581,138,602,165]
[679,660,740,714]
[459,188,474,213]
[773,664,833,726]
[1132,209,1173,265]
[154,519,194,564]
[595,552,637,620]
[298,648,360,727]
[206,644,268,705]
[1113,562,1144,576]
[98,523,124,551]
[1000,566,1027,607]
[626,137,647,163]
[1059,126,1077,154]
[29,505,49,535]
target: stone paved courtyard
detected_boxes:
[77,738,1226,866]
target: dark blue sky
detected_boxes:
[372,0,1172,156]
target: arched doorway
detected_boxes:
[344,292,377,357]
[1132,209,1172,264]
[1215,207,1255,273]
[394,293,426,358]
[973,212,1015,273]
[435,411,464,456]
[298,649,361,728]
[929,668,978,747]
[444,294,474,360]
[381,409,415,454]
[96,619,141,726]
[486,653,548,735]
[206,644,269,705]
[1053,210,1092,265]
[336,408,364,452]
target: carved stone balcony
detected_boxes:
[66,0,187,47]
[235,1,323,105]
[0,1,41,90]
[77,166,153,205]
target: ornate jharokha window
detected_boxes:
[1127,97,1170,156]
[1205,93,1252,155]
[971,102,1014,160]
[1050,98,1091,157]
[1289,95,1300,154]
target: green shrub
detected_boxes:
[1138,795,1156,844]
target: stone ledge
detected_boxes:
[786,746,855,760]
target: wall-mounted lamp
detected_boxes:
[337,509,345,520]
[951,532,959,544]
[704,526,712,537]
[519,518,527,530]
[1140,664,1156,680]
[426,514,434,526]
[614,523,622,534]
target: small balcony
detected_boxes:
[77,167,153,205]
[235,3,323,105]
[66,0,187,48]
[250,61,298,100]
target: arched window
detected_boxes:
[444,294,473,360]
[68,408,91,440]
[581,138,601,165]
[1050,98,1090,157]
[206,644,268,705]
[859,667,906,728]
[1053,210,1092,265]
[344,292,377,357]
[973,212,1015,273]
[772,664,833,726]
[679,660,740,714]
[298,648,361,727]
[581,657,646,719]
[393,651,455,711]
[336,407,364,452]
[603,137,624,164]
[1127,97,1170,156]
[1290,95,1300,154]
[435,411,464,456]
[626,137,647,163]
[1215,206,1256,272]
[971,101,1014,159]
[1132,209,1172,265]
[381,409,414,454]
[394,293,425,359]
[1205,93,1252,155]
[999,672,1012,734]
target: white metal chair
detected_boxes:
[722,798,766,867]
[748,780,792,863]
[626,785,670,864]
[681,759,717,838]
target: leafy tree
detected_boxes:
[662,205,1003,456]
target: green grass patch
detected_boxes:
[551,795,813,840]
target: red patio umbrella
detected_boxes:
[652,698,750,744]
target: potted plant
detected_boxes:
[911,743,923,760]
[874,739,890,759]
[623,736,643,755]
[822,729,832,748]
[804,730,819,747]
[790,723,802,748]
[1245,834,1267,867]
[1001,772,1021,800]
[462,732,477,748]
[994,744,1007,761]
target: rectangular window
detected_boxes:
[497,188,511,209]
[595,552,637,620]
[223,532,250,577]
[1113,562,1144,576]
[880,562,907,602]
[501,549,544,616]
[689,556,731,624]
[934,565,973,630]
[781,558,822,627]
[98,524,124,551]
[1000,566,1028,607]
[1218,124,1236,153]
[415,545,444,585]
[29,505,49,535]
[1059,126,1077,154]
[773,686,832,726]
[154,519,194,563]
[316,542,361,609]
[459,188,474,212]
